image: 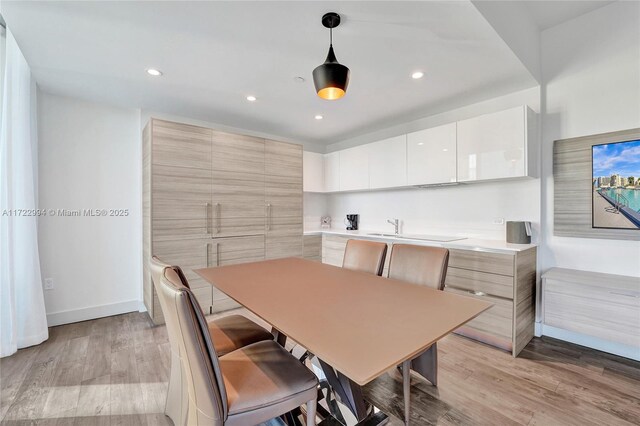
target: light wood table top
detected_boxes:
[196,257,492,386]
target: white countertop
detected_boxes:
[304,228,536,254]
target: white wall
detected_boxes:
[541,1,640,277]
[37,91,142,325]
[325,87,541,241]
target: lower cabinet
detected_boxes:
[152,238,214,323]
[210,235,265,313]
[303,235,322,261]
[542,268,640,352]
[319,234,537,357]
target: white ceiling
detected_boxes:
[1,1,542,144]
[523,0,614,30]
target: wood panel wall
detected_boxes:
[553,127,640,240]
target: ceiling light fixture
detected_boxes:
[313,12,350,101]
[315,115,324,120]
[146,68,163,76]
[412,71,424,79]
[246,95,257,102]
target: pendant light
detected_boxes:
[313,12,350,100]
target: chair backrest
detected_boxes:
[387,244,450,290]
[342,239,388,276]
[158,267,227,425]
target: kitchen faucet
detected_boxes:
[387,218,400,235]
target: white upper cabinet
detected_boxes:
[457,106,536,182]
[368,135,407,189]
[323,151,340,192]
[339,145,369,191]
[407,123,457,185]
[303,105,537,193]
[303,151,324,192]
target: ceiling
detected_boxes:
[0,2,543,144]
[522,0,614,30]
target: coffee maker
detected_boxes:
[345,214,359,230]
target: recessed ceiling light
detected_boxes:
[443,148,448,152]
[315,115,324,120]
[246,95,257,102]
[412,71,424,79]
[146,68,163,76]
[417,142,424,146]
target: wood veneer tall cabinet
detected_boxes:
[143,119,303,324]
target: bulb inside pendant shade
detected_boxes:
[313,13,350,100]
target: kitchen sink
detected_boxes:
[367,233,400,238]
[367,232,466,242]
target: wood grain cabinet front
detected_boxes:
[143,119,304,324]
[265,140,303,260]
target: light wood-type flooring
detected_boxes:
[1,310,639,425]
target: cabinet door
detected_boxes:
[211,235,265,312]
[407,123,457,185]
[152,120,212,170]
[265,140,303,259]
[212,171,265,238]
[303,151,325,192]
[211,130,265,174]
[152,165,212,239]
[457,106,525,182]
[339,145,369,191]
[151,120,213,239]
[368,135,407,189]
[265,140,303,178]
[265,176,303,259]
[153,239,213,312]
[324,152,340,192]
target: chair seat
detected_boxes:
[220,340,318,418]
[208,314,274,356]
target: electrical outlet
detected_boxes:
[44,278,54,290]
[493,218,505,225]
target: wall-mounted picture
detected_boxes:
[592,139,640,229]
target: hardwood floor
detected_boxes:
[1,310,639,426]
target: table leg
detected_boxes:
[402,360,410,425]
[410,343,437,386]
[271,327,287,347]
[317,359,369,422]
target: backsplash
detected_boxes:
[304,178,540,242]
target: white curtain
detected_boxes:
[0,28,48,357]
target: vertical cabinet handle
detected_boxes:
[216,243,220,266]
[205,242,210,267]
[215,203,221,234]
[266,204,272,231]
[204,203,211,236]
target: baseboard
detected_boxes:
[541,324,640,361]
[46,299,141,327]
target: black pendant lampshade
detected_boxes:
[313,12,350,100]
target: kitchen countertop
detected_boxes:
[304,228,537,254]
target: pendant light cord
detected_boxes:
[330,27,333,46]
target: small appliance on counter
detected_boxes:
[506,221,532,244]
[321,216,331,229]
[345,214,359,230]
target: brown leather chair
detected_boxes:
[157,266,318,426]
[387,244,449,290]
[342,239,388,276]
[387,244,449,425]
[150,256,273,425]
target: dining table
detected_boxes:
[196,257,492,425]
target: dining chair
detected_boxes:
[387,243,449,425]
[150,256,274,425]
[158,266,319,426]
[342,239,388,276]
